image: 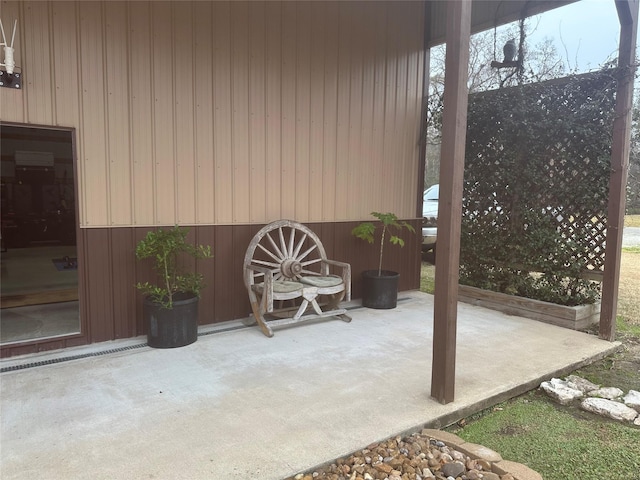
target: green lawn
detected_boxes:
[446,392,640,480]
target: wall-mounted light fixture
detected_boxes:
[0,18,21,89]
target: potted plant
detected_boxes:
[135,225,212,348]
[351,212,415,309]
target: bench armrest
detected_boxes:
[246,264,275,311]
[320,259,351,301]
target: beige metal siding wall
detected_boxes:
[0,1,425,227]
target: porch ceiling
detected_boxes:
[426,0,578,47]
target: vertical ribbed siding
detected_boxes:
[280,2,297,220]
[0,1,425,227]
[51,2,81,127]
[212,2,233,224]
[295,2,311,221]
[174,2,197,225]
[401,1,426,216]
[105,1,132,225]
[151,2,176,225]
[321,2,339,222]
[248,1,267,224]
[370,3,388,215]
[346,1,363,219]
[308,2,325,222]
[78,2,109,226]
[23,1,54,124]
[265,2,283,220]
[231,2,250,223]
[128,1,154,224]
[193,2,214,224]
[334,2,352,221]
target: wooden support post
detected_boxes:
[430,0,471,404]
[600,0,638,341]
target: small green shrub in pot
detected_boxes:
[135,225,212,309]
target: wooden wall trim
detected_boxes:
[1,221,421,358]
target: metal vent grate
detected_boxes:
[1,343,148,373]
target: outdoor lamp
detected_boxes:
[0,18,21,89]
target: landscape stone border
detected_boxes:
[422,429,542,480]
[540,374,640,426]
[287,428,542,480]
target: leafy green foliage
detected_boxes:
[351,222,376,244]
[352,212,416,276]
[135,225,212,309]
[460,71,617,305]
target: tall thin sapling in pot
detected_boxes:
[351,212,415,276]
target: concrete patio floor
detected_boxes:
[0,291,619,480]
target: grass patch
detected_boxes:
[448,392,640,480]
[574,317,640,391]
[618,249,640,327]
[624,214,640,227]
[617,315,640,337]
[420,262,435,294]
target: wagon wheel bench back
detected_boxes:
[243,219,352,337]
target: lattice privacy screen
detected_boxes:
[460,71,617,302]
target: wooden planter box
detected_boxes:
[458,285,600,330]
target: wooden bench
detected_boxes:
[243,220,351,337]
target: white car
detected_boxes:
[422,184,438,252]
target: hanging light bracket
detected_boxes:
[0,69,21,89]
[0,18,21,89]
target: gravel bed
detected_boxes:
[285,429,538,480]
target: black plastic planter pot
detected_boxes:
[144,294,199,348]
[361,270,400,309]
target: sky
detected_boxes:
[520,0,624,72]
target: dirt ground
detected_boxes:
[618,249,640,327]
